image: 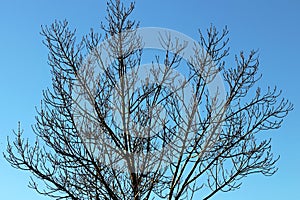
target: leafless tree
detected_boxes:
[4,0,293,199]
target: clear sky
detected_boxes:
[0,0,299,199]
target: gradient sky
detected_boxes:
[0,0,299,199]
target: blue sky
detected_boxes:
[0,0,299,199]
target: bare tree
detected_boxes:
[4,0,293,199]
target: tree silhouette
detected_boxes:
[4,0,293,199]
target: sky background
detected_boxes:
[0,0,299,199]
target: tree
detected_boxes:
[4,0,293,199]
